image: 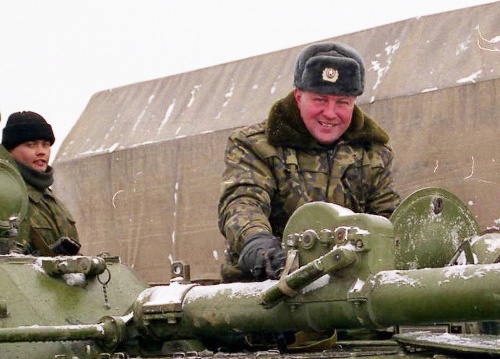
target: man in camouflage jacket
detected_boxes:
[218,42,400,281]
[2,111,81,256]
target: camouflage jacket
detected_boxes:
[218,92,400,266]
[14,163,80,255]
[23,182,79,254]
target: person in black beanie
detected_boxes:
[2,111,81,256]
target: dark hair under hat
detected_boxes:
[294,42,365,96]
[2,111,55,151]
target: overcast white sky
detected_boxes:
[0,0,497,158]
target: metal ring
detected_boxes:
[97,267,111,285]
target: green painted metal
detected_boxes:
[394,332,500,355]
[0,323,107,343]
[0,187,499,358]
[0,255,147,358]
[469,233,500,264]
[124,195,500,349]
[0,159,28,238]
[259,246,357,309]
[127,262,500,350]
[390,188,480,270]
[283,202,396,273]
[366,263,500,327]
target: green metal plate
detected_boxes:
[394,332,500,355]
[283,202,356,265]
[390,188,479,270]
[0,255,148,359]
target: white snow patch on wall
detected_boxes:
[174,182,179,205]
[132,108,147,132]
[422,87,438,93]
[158,99,176,134]
[79,143,121,157]
[456,35,473,55]
[129,140,156,149]
[222,82,236,108]
[108,142,119,153]
[369,40,400,94]
[187,85,201,108]
[270,75,281,94]
[457,70,482,84]
[488,35,500,43]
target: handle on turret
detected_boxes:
[259,246,357,309]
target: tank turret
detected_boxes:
[1,186,500,358]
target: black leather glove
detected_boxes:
[238,232,286,280]
[48,237,81,255]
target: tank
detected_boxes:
[1,152,500,358]
[0,148,28,254]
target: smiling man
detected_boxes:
[2,111,80,256]
[218,42,401,282]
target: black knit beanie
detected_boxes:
[2,111,55,151]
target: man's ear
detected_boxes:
[293,89,302,107]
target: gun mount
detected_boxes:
[1,186,500,358]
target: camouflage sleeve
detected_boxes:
[365,145,401,218]
[218,132,276,260]
[54,197,80,244]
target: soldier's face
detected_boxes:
[10,140,51,173]
[294,90,355,145]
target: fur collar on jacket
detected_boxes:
[266,91,389,149]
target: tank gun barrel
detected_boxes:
[131,261,500,342]
[0,315,126,350]
[0,323,105,343]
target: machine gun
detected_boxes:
[1,183,500,358]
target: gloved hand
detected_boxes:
[238,232,286,280]
[48,237,81,255]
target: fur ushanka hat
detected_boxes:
[294,42,365,96]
